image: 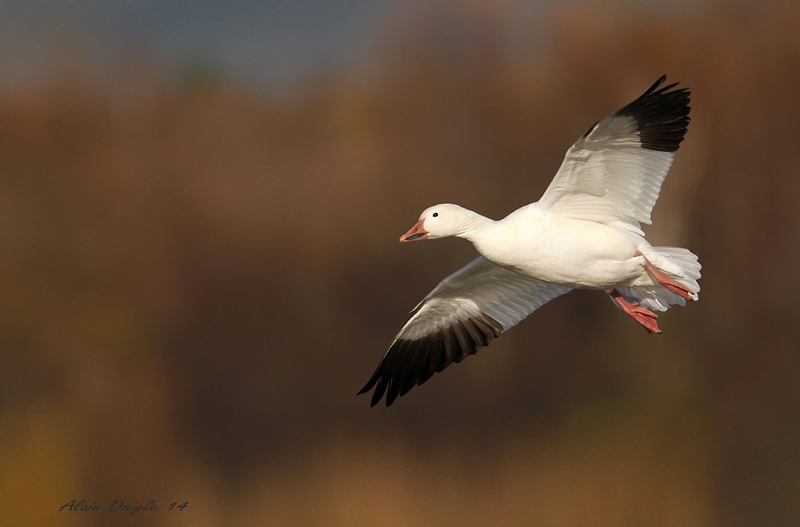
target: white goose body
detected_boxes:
[465,204,647,290]
[360,76,702,407]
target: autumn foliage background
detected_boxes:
[1,1,799,526]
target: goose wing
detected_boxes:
[537,76,690,235]
[359,257,571,406]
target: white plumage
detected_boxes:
[360,76,701,407]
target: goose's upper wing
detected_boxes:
[537,76,690,235]
[358,257,571,407]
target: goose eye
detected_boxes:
[432,212,438,217]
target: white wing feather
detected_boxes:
[538,115,674,235]
[400,256,572,340]
[537,77,690,235]
[359,257,571,406]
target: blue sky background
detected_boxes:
[0,0,421,91]
[0,0,704,93]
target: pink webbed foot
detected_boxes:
[634,251,695,301]
[610,290,661,334]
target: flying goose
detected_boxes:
[359,76,701,407]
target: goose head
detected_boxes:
[399,204,475,242]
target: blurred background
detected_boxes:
[1,0,799,525]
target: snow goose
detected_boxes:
[359,76,701,407]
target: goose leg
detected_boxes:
[635,251,694,300]
[609,290,661,334]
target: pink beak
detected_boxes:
[399,219,428,242]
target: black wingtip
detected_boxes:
[615,75,691,153]
[643,74,668,95]
[357,372,379,396]
[358,314,504,407]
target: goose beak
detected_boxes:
[400,219,428,242]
